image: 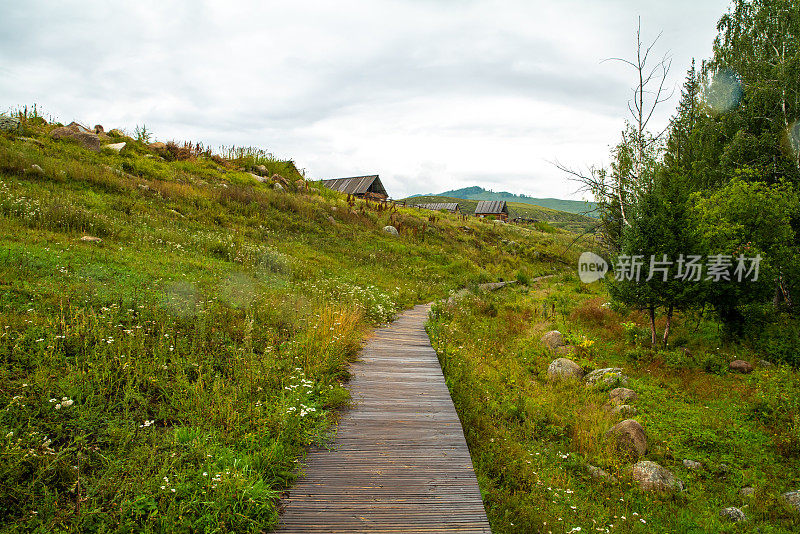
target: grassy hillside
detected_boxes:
[406,194,597,234]
[428,278,800,533]
[413,185,598,216]
[0,112,581,532]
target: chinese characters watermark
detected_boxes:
[578,253,761,283]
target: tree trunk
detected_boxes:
[648,306,657,346]
[662,304,673,347]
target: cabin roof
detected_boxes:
[474,200,509,215]
[320,175,387,196]
[415,202,460,212]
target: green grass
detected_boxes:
[0,115,583,532]
[426,277,800,533]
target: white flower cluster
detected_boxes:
[139,419,156,428]
[50,397,74,410]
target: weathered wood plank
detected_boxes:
[278,304,491,533]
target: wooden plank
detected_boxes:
[278,304,491,533]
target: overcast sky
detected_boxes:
[1,0,732,200]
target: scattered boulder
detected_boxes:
[608,419,647,460]
[547,358,584,381]
[149,141,167,150]
[0,114,20,132]
[719,507,746,522]
[271,173,289,188]
[108,128,125,137]
[50,127,101,152]
[247,172,267,183]
[102,142,126,153]
[587,464,618,484]
[26,164,44,175]
[729,360,753,374]
[383,225,399,236]
[739,487,755,497]
[682,459,702,470]
[254,164,267,175]
[632,460,683,492]
[80,236,102,243]
[540,330,564,351]
[782,490,800,513]
[585,367,629,387]
[272,182,284,192]
[67,121,93,134]
[612,404,638,417]
[94,125,104,134]
[609,387,637,405]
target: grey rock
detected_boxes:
[27,164,44,175]
[272,182,284,192]
[80,236,102,243]
[108,129,125,137]
[609,387,637,405]
[719,507,746,522]
[682,459,702,470]
[739,487,755,497]
[608,419,647,460]
[729,360,753,373]
[632,460,683,492]
[585,367,629,387]
[383,225,398,236]
[327,216,336,224]
[540,330,564,351]
[547,358,584,381]
[612,404,638,416]
[102,142,126,153]
[587,464,618,484]
[0,114,20,132]
[67,121,93,134]
[758,359,774,368]
[50,127,101,152]
[248,172,267,183]
[254,164,267,174]
[782,490,800,512]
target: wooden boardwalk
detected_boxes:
[279,304,491,533]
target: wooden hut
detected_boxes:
[320,175,388,200]
[414,202,461,214]
[474,200,509,221]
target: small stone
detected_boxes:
[547,358,584,381]
[149,142,167,150]
[108,129,125,137]
[585,367,628,387]
[612,404,638,416]
[248,172,267,183]
[327,216,336,224]
[719,507,746,522]
[782,490,800,512]
[27,164,44,175]
[632,460,683,492]
[0,114,20,132]
[757,359,774,368]
[382,225,398,236]
[682,459,702,470]
[739,487,755,497]
[80,236,102,243]
[254,164,267,174]
[729,360,753,373]
[540,330,564,351]
[272,182,285,192]
[587,464,618,484]
[609,387,637,405]
[608,419,647,460]
[102,142,126,153]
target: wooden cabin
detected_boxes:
[414,202,460,214]
[320,175,388,200]
[474,200,509,221]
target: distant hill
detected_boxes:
[410,186,596,216]
[405,195,597,234]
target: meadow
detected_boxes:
[0,113,574,532]
[427,275,800,533]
